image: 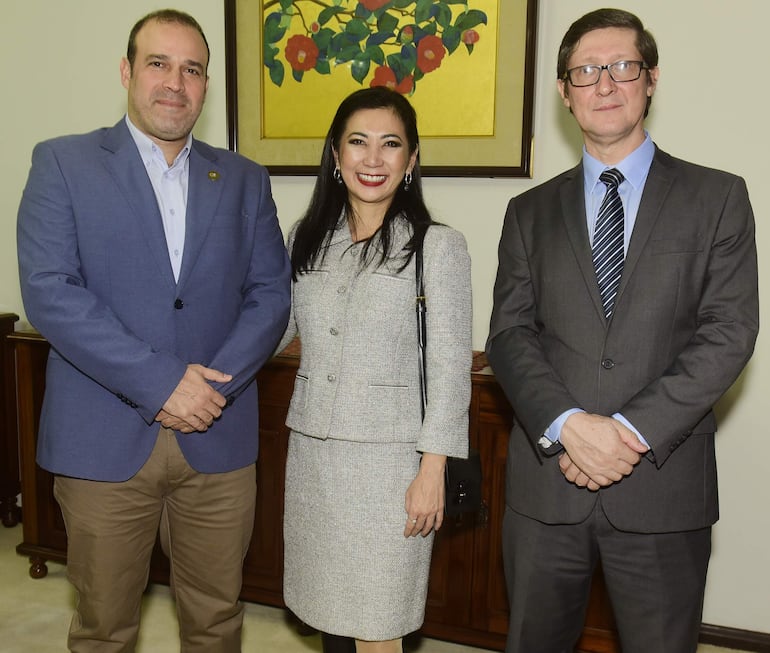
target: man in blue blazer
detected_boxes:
[17,9,290,652]
[487,9,758,653]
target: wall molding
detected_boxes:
[701,623,770,652]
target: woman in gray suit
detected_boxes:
[278,87,472,653]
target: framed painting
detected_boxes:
[225,0,537,177]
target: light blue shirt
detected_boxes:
[583,133,655,255]
[125,115,191,282]
[543,133,655,450]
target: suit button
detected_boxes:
[329,327,338,336]
[327,374,336,382]
[174,299,184,309]
[601,358,615,369]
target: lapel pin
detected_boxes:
[208,171,220,181]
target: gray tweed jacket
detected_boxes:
[278,217,472,457]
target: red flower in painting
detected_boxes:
[462,29,480,45]
[416,35,445,73]
[360,0,390,10]
[285,35,319,72]
[370,66,414,94]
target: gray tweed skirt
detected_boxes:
[283,431,434,641]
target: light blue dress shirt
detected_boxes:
[125,115,191,282]
[542,133,655,450]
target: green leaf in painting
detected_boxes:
[337,44,363,64]
[263,12,287,45]
[263,42,279,62]
[415,0,433,23]
[364,45,386,65]
[378,11,398,35]
[351,54,371,84]
[455,9,487,31]
[268,60,285,87]
[434,3,452,29]
[442,25,461,54]
[318,6,344,26]
[313,28,334,52]
[345,18,370,41]
[367,31,392,47]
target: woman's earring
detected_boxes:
[403,171,412,191]
[333,166,343,184]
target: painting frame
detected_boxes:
[225,0,538,177]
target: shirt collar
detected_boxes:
[125,114,192,170]
[582,131,655,194]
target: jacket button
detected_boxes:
[327,374,336,382]
[601,358,615,369]
[329,327,338,336]
[174,299,184,309]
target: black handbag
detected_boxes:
[415,245,482,517]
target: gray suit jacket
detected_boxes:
[280,218,472,457]
[487,147,758,533]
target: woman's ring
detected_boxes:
[411,519,417,524]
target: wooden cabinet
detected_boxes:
[5,330,620,652]
[11,331,68,577]
[0,314,21,528]
[421,375,511,650]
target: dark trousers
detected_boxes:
[322,633,357,653]
[502,501,711,653]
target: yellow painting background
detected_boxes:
[261,0,498,138]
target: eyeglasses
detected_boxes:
[563,60,649,87]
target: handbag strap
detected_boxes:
[415,246,428,421]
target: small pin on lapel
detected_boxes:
[208,171,219,181]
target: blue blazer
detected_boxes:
[17,119,291,481]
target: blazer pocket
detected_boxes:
[288,373,309,415]
[365,271,412,316]
[650,238,704,254]
[361,383,416,441]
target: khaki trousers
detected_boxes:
[54,427,257,653]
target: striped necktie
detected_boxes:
[592,168,625,319]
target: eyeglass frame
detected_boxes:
[562,60,650,88]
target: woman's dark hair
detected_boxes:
[290,87,434,278]
[557,8,658,116]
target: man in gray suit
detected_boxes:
[486,8,758,653]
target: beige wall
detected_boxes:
[2,0,768,634]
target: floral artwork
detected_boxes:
[227,0,536,175]
[263,0,488,95]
